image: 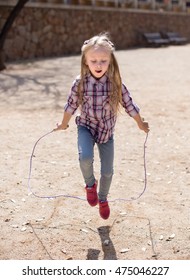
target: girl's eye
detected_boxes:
[90,60,107,64]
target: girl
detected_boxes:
[54,33,149,219]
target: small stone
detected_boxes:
[61,249,67,254]
[85,219,91,224]
[36,218,44,222]
[120,248,130,253]
[159,235,164,240]
[103,239,109,246]
[120,212,127,216]
[22,221,29,226]
[166,233,175,241]
[80,229,88,233]
[11,224,19,228]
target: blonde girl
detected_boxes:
[55,33,149,219]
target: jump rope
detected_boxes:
[28,129,149,203]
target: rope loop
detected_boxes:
[28,130,149,202]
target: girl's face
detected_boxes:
[85,46,111,79]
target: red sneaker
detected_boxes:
[99,200,110,219]
[85,181,98,207]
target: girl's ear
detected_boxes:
[83,55,88,66]
[85,59,88,66]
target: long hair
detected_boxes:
[78,33,122,113]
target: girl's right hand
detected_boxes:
[53,123,69,131]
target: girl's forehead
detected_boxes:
[85,46,111,58]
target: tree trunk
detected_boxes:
[0,0,29,71]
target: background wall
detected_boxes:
[0,2,190,61]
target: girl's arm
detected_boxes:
[54,78,80,131]
[54,111,72,131]
[121,84,149,133]
[133,113,150,133]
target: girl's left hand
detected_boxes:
[138,119,150,133]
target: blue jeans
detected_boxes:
[77,125,114,201]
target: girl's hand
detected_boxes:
[133,114,150,134]
[53,123,69,132]
[138,119,150,133]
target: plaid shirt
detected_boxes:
[64,74,139,143]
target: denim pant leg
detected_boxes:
[97,135,114,201]
[77,126,96,187]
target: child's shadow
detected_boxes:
[87,226,117,260]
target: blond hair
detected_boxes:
[78,33,122,113]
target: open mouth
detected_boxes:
[95,70,102,74]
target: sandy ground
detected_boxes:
[0,44,190,260]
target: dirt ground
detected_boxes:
[0,44,190,260]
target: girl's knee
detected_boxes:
[79,154,93,166]
[101,172,113,179]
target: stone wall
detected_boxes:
[0,2,190,61]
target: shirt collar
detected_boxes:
[87,73,108,85]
